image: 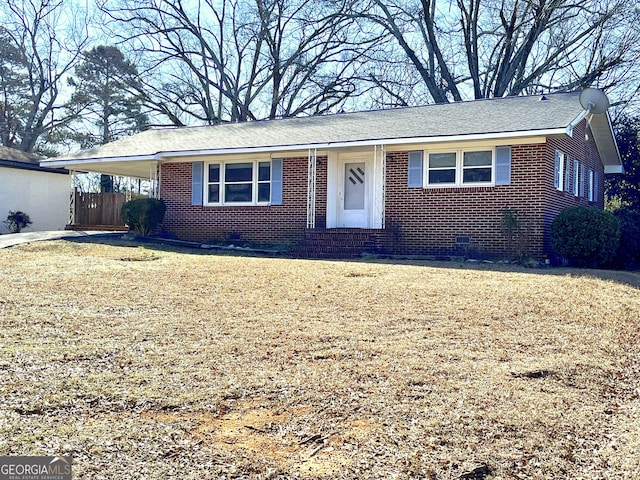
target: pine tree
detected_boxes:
[67,46,148,191]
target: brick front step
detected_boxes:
[296,228,392,258]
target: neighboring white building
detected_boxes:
[0,146,69,234]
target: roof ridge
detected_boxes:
[143,91,581,133]
[45,91,586,163]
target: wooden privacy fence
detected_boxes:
[73,191,126,227]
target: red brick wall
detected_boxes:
[385,120,605,259]
[160,157,327,246]
[385,146,546,258]
[159,122,604,258]
[543,121,605,254]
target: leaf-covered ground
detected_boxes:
[1,239,639,479]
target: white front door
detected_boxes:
[339,161,369,227]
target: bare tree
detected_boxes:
[0,0,90,154]
[354,0,640,105]
[248,0,370,119]
[97,0,377,125]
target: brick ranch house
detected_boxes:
[43,91,622,259]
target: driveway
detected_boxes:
[0,230,127,249]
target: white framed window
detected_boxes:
[205,160,272,205]
[462,151,493,183]
[554,150,565,191]
[573,159,579,196]
[427,152,457,185]
[588,168,594,202]
[425,148,494,187]
[207,163,221,203]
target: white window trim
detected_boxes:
[424,148,495,188]
[554,150,565,191]
[204,159,272,206]
[573,159,579,197]
[588,168,594,202]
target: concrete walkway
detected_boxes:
[0,230,126,249]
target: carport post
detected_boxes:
[150,162,160,199]
[69,170,76,225]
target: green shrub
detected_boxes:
[551,206,620,268]
[4,211,32,233]
[121,198,166,236]
[501,207,528,261]
[611,207,640,270]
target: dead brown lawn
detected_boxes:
[0,239,639,479]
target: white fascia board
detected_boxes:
[156,128,569,159]
[604,165,624,174]
[566,110,589,137]
[42,154,159,167]
[606,110,623,165]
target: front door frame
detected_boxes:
[338,158,370,228]
[326,148,385,229]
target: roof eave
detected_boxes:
[604,165,624,174]
[0,159,68,174]
[566,109,589,137]
[589,111,623,173]
[43,154,161,167]
[43,128,570,167]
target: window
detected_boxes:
[573,159,579,196]
[257,161,271,202]
[428,152,456,185]
[588,169,594,202]
[224,163,253,203]
[579,163,586,198]
[207,164,220,203]
[425,149,494,187]
[554,150,565,191]
[205,160,272,205]
[564,156,571,192]
[463,151,492,183]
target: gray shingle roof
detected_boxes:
[0,146,41,164]
[52,92,583,161]
[0,146,66,174]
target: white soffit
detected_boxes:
[589,113,622,170]
[50,159,159,179]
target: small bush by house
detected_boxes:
[121,198,166,236]
[551,206,620,268]
[3,211,32,233]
